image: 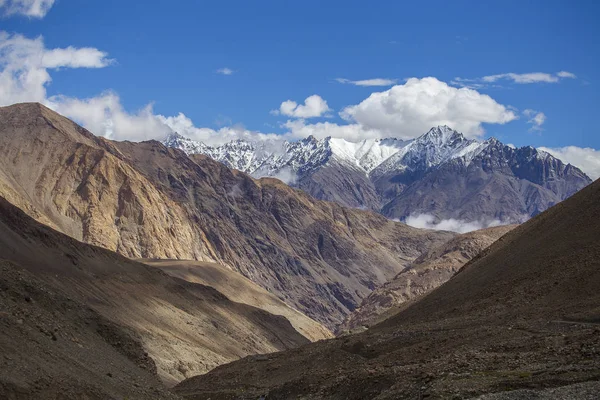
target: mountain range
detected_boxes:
[0,103,599,399]
[175,168,600,400]
[0,103,453,329]
[164,126,591,225]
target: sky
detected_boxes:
[1,0,600,178]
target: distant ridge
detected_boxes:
[164,126,591,224]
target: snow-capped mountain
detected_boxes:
[163,126,592,223]
[164,126,491,178]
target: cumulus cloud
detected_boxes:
[0,0,55,18]
[404,213,507,234]
[272,95,331,119]
[0,32,113,106]
[339,77,517,139]
[335,78,398,87]
[47,94,286,145]
[539,146,600,180]
[523,109,546,132]
[216,67,234,75]
[48,93,171,142]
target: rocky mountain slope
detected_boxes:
[142,259,332,343]
[164,126,591,224]
[339,224,516,333]
[0,259,180,400]
[175,177,600,399]
[0,195,317,393]
[0,103,453,328]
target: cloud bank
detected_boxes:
[404,213,506,234]
[0,31,283,146]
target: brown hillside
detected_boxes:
[0,195,311,392]
[0,102,453,327]
[340,224,516,332]
[175,178,600,399]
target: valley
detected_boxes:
[0,104,597,400]
[0,2,598,399]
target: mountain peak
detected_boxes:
[302,135,320,144]
[419,125,464,145]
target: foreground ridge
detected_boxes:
[175,177,600,399]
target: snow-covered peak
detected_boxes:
[393,126,476,170]
[417,126,465,146]
[163,132,211,155]
[327,137,409,172]
[162,126,577,184]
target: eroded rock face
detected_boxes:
[339,224,517,333]
[0,103,453,328]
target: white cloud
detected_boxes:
[0,32,113,106]
[282,119,380,142]
[455,71,577,87]
[335,78,398,87]
[404,213,507,234]
[523,109,546,131]
[270,167,298,185]
[0,31,283,146]
[483,72,560,84]
[0,0,55,18]
[158,112,286,146]
[539,146,600,180]
[47,94,287,145]
[42,47,114,69]
[216,67,234,75]
[48,93,171,142]
[556,71,577,79]
[274,94,331,119]
[339,77,517,139]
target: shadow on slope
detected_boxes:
[0,195,310,395]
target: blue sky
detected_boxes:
[1,0,600,176]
